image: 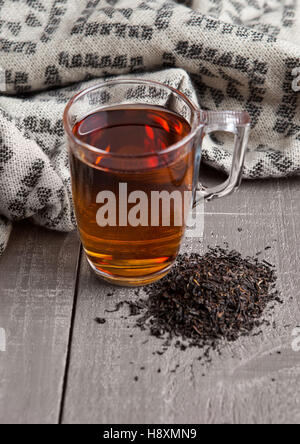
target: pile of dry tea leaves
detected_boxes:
[106,247,281,354]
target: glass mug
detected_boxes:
[63,79,250,286]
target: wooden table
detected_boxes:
[0,167,299,424]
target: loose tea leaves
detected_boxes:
[118,247,279,351]
[97,247,281,359]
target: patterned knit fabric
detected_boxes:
[0,0,300,254]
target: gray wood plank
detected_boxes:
[0,222,79,424]
[62,171,300,424]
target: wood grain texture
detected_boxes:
[61,172,300,424]
[0,222,79,424]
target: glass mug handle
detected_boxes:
[196,110,251,202]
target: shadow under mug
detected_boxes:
[63,79,250,286]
